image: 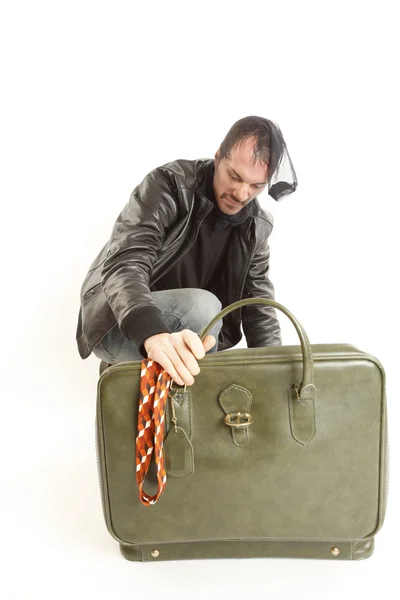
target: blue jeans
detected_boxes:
[92,288,224,364]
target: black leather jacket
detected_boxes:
[76,158,282,359]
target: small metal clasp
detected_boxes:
[169,394,178,433]
[170,380,187,393]
[224,412,253,428]
[169,380,187,434]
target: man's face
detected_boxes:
[213,136,268,215]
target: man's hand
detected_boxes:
[143,330,216,386]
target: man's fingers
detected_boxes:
[145,330,216,386]
[148,334,198,385]
[179,329,217,360]
[202,334,216,353]
[171,331,202,371]
[147,345,187,386]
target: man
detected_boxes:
[76,116,297,386]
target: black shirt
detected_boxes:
[151,161,252,293]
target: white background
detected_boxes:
[1,0,398,598]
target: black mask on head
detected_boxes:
[264,118,298,201]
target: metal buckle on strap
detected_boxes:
[224,412,253,428]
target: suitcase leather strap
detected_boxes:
[135,358,172,506]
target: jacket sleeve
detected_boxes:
[241,225,282,347]
[100,168,178,357]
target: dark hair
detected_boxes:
[219,116,272,166]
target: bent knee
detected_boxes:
[181,289,223,332]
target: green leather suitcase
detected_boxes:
[95,298,389,561]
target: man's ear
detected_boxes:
[214,148,221,163]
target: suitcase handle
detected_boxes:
[198,298,315,401]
